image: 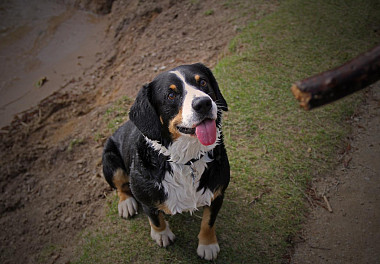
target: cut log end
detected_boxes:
[291,84,312,110]
[291,44,380,110]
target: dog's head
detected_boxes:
[129,63,228,146]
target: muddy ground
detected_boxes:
[0,0,271,263]
[1,1,379,264]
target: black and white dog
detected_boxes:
[102,63,230,260]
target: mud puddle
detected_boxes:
[0,0,107,128]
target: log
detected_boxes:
[291,45,380,110]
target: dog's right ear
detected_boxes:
[129,83,162,141]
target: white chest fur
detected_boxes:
[145,132,221,214]
[161,155,214,215]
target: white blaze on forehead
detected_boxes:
[170,70,206,98]
[170,70,217,127]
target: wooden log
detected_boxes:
[291,45,380,110]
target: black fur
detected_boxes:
[129,83,162,141]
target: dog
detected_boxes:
[102,63,230,260]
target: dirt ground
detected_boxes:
[1,1,379,264]
[0,0,270,263]
[292,84,380,264]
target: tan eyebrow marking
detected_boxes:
[195,75,200,82]
[169,84,177,92]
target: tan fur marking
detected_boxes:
[195,74,200,82]
[198,207,218,245]
[113,169,132,202]
[157,203,172,215]
[160,116,164,125]
[212,187,223,201]
[149,211,167,232]
[169,84,177,91]
[117,190,128,202]
[168,108,183,140]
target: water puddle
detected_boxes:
[0,0,107,128]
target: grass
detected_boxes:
[93,96,133,143]
[74,0,380,263]
[68,138,85,152]
[204,9,215,16]
[104,96,133,133]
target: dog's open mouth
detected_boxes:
[177,126,196,135]
[177,119,217,146]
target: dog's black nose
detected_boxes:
[192,97,212,115]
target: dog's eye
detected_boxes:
[200,80,207,87]
[168,92,176,100]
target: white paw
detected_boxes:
[150,221,175,247]
[197,243,220,261]
[118,197,138,219]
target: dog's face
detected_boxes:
[129,63,228,146]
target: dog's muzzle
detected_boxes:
[192,96,212,116]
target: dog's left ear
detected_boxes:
[129,83,162,141]
[195,63,228,112]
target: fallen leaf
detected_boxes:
[35,76,48,88]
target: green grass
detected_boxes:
[104,96,133,133]
[74,0,380,263]
[93,96,133,143]
[68,138,85,152]
[204,9,215,16]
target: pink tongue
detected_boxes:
[195,119,217,146]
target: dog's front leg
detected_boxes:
[113,169,138,219]
[144,206,175,248]
[197,195,223,261]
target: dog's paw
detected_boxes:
[118,197,138,219]
[197,243,220,261]
[150,221,175,247]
